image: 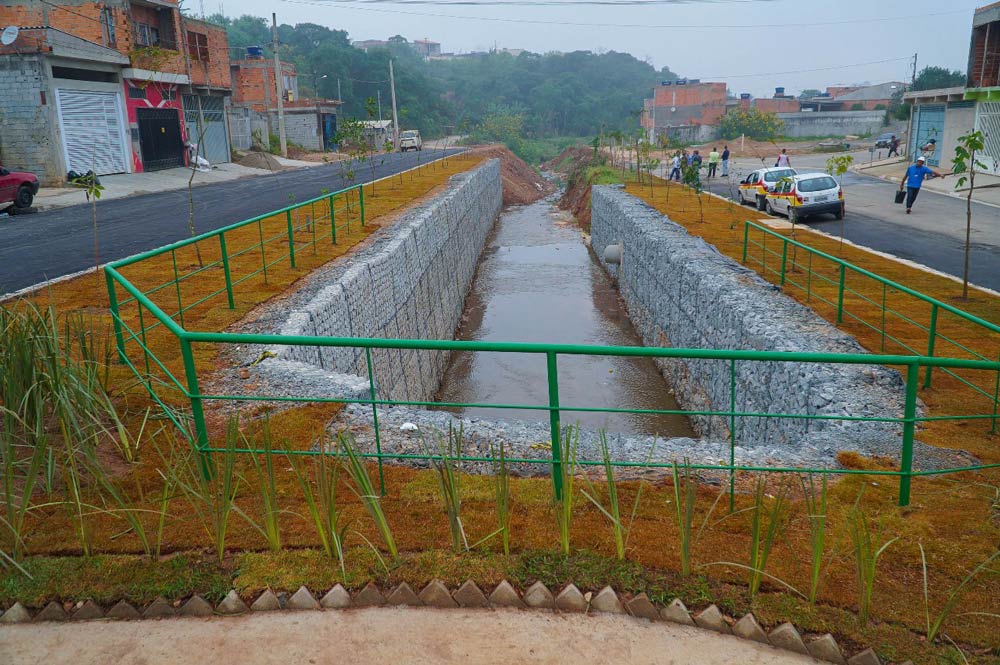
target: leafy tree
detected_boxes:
[952,130,987,299]
[718,108,785,141]
[913,66,965,91]
[798,89,823,99]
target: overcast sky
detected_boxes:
[212,0,975,97]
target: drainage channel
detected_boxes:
[435,192,695,438]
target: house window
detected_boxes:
[162,88,176,101]
[187,31,209,61]
[134,22,160,47]
[128,86,147,100]
[101,8,116,46]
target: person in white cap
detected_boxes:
[900,155,942,214]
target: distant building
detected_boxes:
[752,87,800,113]
[642,79,727,142]
[412,39,441,58]
[353,39,388,52]
[799,82,905,112]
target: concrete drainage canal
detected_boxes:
[247,158,960,477]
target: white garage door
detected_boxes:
[56,88,129,176]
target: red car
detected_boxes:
[0,166,40,210]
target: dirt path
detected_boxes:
[0,608,815,664]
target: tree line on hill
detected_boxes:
[209,14,677,139]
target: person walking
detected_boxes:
[887,135,900,158]
[721,145,730,176]
[775,148,791,167]
[691,150,703,168]
[669,151,682,181]
[900,155,942,214]
[707,147,720,178]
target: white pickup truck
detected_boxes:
[399,130,422,152]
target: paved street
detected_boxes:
[694,150,1000,292]
[0,149,463,296]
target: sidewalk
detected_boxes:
[854,157,1000,208]
[31,156,321,212]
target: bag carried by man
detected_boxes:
[894,188,906,204]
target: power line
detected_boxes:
[281,0,976,30]
[695,56,914,81]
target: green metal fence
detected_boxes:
[102,203,1000,510]
[743,220,1000,426]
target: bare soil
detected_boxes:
[471,145,555,206]
[231,151,294,172]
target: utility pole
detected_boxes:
[377,89,382,122]
[272,12,287,157]
[389,58,400,151]
[911,52,918,88]
[337,78,342,103]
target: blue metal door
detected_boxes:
[911,105,945,166]
[322,114,338,151]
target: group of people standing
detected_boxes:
[668,145,731,181]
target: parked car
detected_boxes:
[399,130,422,152]
[0,166,40,211]
[874,132,896,149]
[764,173,844,222]
[737,167,797,210]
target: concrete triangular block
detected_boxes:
[180,595,215,617]
[694,604,731,634]
[34,601,67,622]
[453,580,489,608]
[353,582,385,607]
[216,590,249,615]
[71,600,104,621]
[106,600,141,620]
[625,593,659,620]
[554,584,587,612]
[419,580,458,608]
[143,597,176,619]
[250,589,282,612]
[847,648,881,665]
[286,586,319,610]
[806,634,846,664]
[0,602,31,623]
[733,613,769,644]
[768,622,809,655]
[488,580,524,608]
[386,582,421,606]
[320,584,351,609]
[590,586,623,614]
[660,598,694,626]
[522,581,555,609]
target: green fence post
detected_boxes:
[741,221,749,264]
[546,351,563,502]
[170,248,185,328]
[761,228,767,277]
[923,303,938,388]
[218,233,235,310]
[286,209,296,268]
[806,252,813,302]
[179,335,213,480]
[992,352,999,435]
[104,270,127,364]
[880,282,887,351]
[257,219,268,284]
[729,358,736,513]
[898,362,919,507]
[779,238,789,286]
[836,264,846,324]
[365,347,386,496]
[359,185,366,227]
[329,194,337,245]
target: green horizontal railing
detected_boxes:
[101,186,1000,512]
[742,221,1000,407]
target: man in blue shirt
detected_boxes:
[901,155,942,214]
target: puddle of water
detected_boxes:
[437,195,695,437]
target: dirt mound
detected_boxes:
[542,146,593,174]
[233,151,293,172]
[469,145,554,206]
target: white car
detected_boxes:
[737,167,797,210]
[399,130,422,152]
[764,173,845,223]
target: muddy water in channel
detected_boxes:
[437,195,695,437]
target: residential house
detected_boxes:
[799,82,904,112]
[904,3,998,171]
[230,50,341,152]
[642,80,727,143]
[0,0,233,185]
[753,88,800,114]
[412,39,440,59]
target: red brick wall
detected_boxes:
[232,59,296,111]
[754,98,799,113]
[651,82,727,125]
[970,23,1000,88]
[184,18,231,89]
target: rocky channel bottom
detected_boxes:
[325,405,973,479]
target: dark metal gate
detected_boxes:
[136,107,185,171]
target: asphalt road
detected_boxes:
[696,152,1000,292]
[0,149,463,295]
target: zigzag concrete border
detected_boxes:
[0,581,896,665]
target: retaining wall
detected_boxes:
[590,185,908,454]
[265,159,502,402]
[776,110,888,138]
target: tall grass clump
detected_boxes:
[339,432,397,560]
[580,432,647,560]
[801,473,829,604]
[669,461,725,576]
[490,440,511,557]
[245,419,282,552]
[425,425,466,553]
[848,500,898,625]
[554,425,579,556]
[289,447,347,578]
[746,477,788,598]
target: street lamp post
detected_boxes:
[313,72,327,97]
